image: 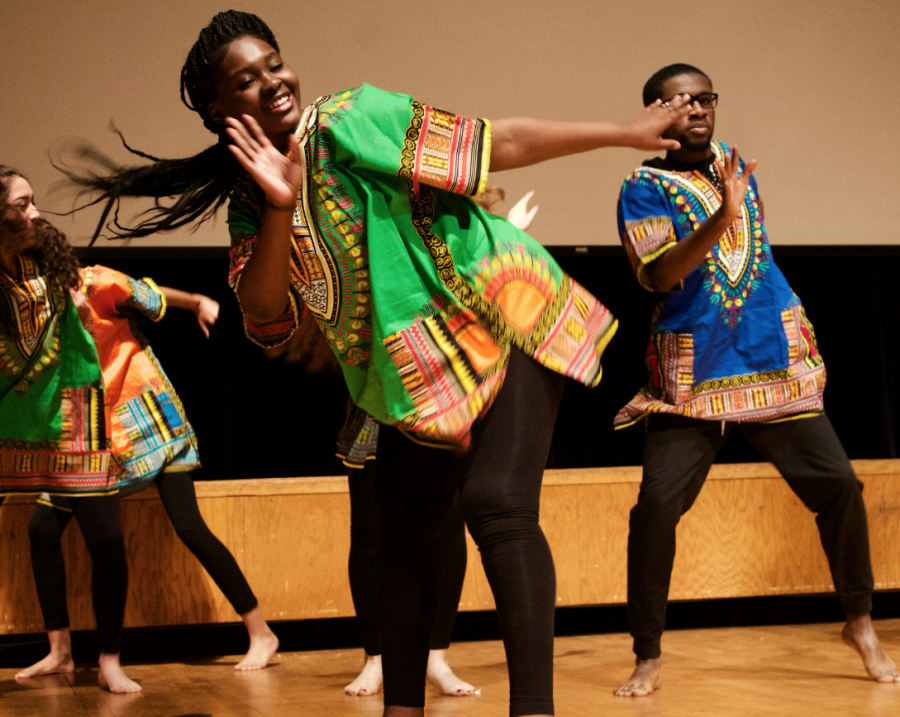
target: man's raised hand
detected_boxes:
[715,147,757,222]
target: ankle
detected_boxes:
[98,652,121,668]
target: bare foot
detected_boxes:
[614,657,661,696]
[426,649,477,696]
[842,614,900,683]
[345,653,383,696]
[235,606,279,670]
[97,653,142,693]
[15,629,75,680]
[15,651,75,680]
[234,631,279,671]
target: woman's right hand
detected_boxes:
[225,115,306,210]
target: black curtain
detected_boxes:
[81,246,900,478]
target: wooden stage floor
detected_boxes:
[1,619,899,716]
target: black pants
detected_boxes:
[29,472,258,635]
[374,348,564,717]
[628,413,875,660]
[348,460,467,656]
[2,494,128,654]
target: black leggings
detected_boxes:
[628,413,874,660]
[15,494,128,654]
[348,460,467,656]
[374,348,564,716]
[29,472,258,635]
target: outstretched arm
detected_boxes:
[643,148,758,292]
[158,286,220,339]
[490,96,693,172]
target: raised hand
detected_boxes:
[715,147,757,222]
[225,114,306,210]
[507,190,539,231]
[68,287,91,327]
[620,94,693,151]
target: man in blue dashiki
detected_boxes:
[613,64,899,696]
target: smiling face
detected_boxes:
[207,36,301,150]
[659,73,716,162]
[0,175,41,259]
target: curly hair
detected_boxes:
[1,166,81,340]
[58,10,280,243]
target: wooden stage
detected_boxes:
[1,619,899,716]
[2,460,900,635]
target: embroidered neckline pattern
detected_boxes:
[297,88,372,367]
[643,142,770,329]
[0,256,62,394]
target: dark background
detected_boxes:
[78,244,900,479]
[3,244,900,665]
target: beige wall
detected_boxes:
[1,0,897,247]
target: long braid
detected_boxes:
[58,10,280,243]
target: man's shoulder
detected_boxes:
[619,165,670,199]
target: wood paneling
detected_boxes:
[1,461,899,634]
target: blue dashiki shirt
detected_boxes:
[615,141,826,427]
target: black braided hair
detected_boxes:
[642,64,711,106]
[181,10,279,134]
[58,10,279,243]
[0,165,82,340]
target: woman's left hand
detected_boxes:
[192,294,220,339]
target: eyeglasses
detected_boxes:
[665,92,718,109]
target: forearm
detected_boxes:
[236,206,294,321]
[490,118,629,172]
[158,286,202,312]
[644,210,736,292]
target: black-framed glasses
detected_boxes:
[666,92,718,109]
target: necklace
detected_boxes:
[708,161,723,193]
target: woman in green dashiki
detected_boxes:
[0,166,137,693]
[16,266,279,686]
[64,11,694,716]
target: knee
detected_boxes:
[28,513,64,551]
[85,530,126,568]
[811,469,865,510]
[460,485,540,549]
[630,491,682,530]
[172,519,223,555]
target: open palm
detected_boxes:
[225,115,306,210]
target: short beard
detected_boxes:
[682,133,713,154]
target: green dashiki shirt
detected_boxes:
[0,255,117,496]
[229,84,617,451]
